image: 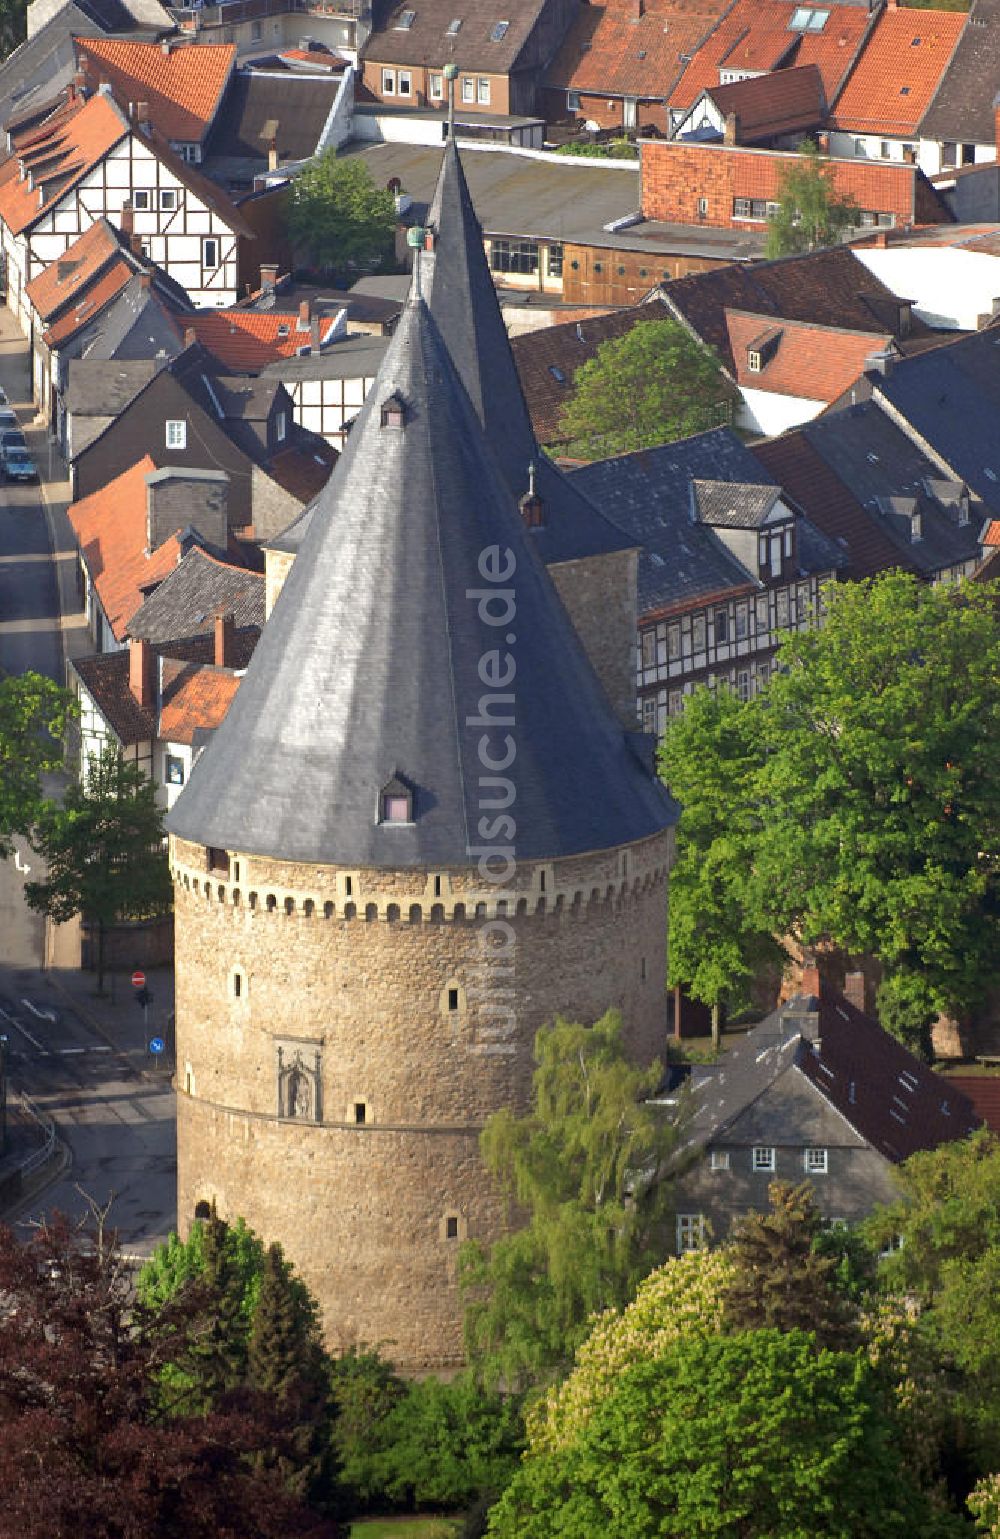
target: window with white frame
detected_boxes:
[275,410,287,442]
[382,67,396,93]
[398,69,412,95]
[461,76,474,102]
[133,189,150,210]
[567,89,581,110]
[753,1146,775,1172]
[737,668,751,702]
[429,72,443,98]
[692,614,706,651]
[160,188,178,211]
[804,1147,828,1174]
[676,1213,705,1252]
[202,237,218,269]
[477,76,490,104]
[165,419,186,449]
[710,1149,730,1171]
[165,753,185,786]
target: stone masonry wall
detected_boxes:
[172,827,672,1368]
[548,548,639,727]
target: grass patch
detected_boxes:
[348,1519,462,1538]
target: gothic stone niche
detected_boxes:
[276,1040,323,1122]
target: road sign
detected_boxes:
[131,969,146,990]
[149,1037,165,1055]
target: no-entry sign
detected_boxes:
[131,969,146,990]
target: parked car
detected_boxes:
[0,387,8,405]
[1,444,38,481]
[1,430,26,451]
[0,407,17,431]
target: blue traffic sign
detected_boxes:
[149,1037,165,1055]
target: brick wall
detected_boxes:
[171,828,673,1369]
[641,141,925,229]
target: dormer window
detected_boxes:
[447,16,462,32]
[490,18,509,39]
[380,393,406,429]
[379,775,413,824]
[747,349,762,373]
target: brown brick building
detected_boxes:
[166,144,676,1371]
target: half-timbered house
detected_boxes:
[0,84,252,331]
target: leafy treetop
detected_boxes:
[289,151,397,275]
[765,139,858,257]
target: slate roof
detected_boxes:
[683,987,980,1163]
[725,310,895,399]
[570,425,844,615]
[69,454,184,641]
[511,302,660,445]
[545,0,726,103]
[74,272,186,361]
[166,286,677,866]
[0,4,105,141]
[127,545,265,643]
[424,139,635,566]
[828,5,965,139]
[203,70,341,169]
[776,398,985,576]
[692,478,782,527]
[919,0,1000,146]
[64,357,164,416]
[0,90,129,236]
[74,37,236,143]
[660,245,923,375]
[871,328,1000,512]
[697,62,825,140]
[364,0,547,71]
[667,0,874,112]
[259,333,391,382]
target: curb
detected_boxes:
[45,971,158,1083]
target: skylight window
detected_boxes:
[789,6,828,29]
[548,364,566,382]
[396,8,415,27]
[447,16,462,33]
[490,18,509,40]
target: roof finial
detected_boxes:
[444,61,458,141]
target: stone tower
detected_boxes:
[166,151,677,1372]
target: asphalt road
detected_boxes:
[0,965,176,1257]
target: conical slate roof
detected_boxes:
[425,140,634,568]
[166,287,675,867]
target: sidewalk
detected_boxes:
[45,963,177,1072]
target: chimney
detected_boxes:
[310,313,321,354]
[260,262,278,292]
[424,228,434,251]
[298,297,311,327]
[723,111,739,146]
[139,271,151,291]
[119,202,134,237]
[214,611,236,667]
[129,637,156,710]
[799,962,821,999]
[519,462,544,528]
[268,140,279,173]
[130,232,144,257]
[843,972,866,1013]
[630,0,644,16]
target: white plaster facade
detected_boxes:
[853,243,1000,331]
[827,129,995,180]
[736,387,828,438]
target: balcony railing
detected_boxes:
[169,0,366,30]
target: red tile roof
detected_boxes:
[983,519,1000,546]
[68,455,183,641]
[511,303,652,443]
[943,1076,1000,1136]
[829,6,965,138]
[701,62,825,141]
[668,0,874,112]
[74,37,236,144]
[0,92,128,236]
[43,256,134,347]
[182,309,342,370]
[278,47,346,71]
[726,308,893,398]
[752,426,918,580]
[159,659,241,744]
[546,0,726,101]
[25,217,121,319]
[72,629,258,746]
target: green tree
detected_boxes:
[328,1347,407,1510]
[558,318,733,459]
[723,1181,857,1348]
[289,151,396,275]
[765,140,859,257]
[0,670,74,859]
[369,1373,524,1511]
[0,0,27,60]
[659,685,784,1045]
[460,1011,680,1390]
[24,744,172,991]
[487,1329,961,1539]
[864,1128,1000,1470]
[247,1242,338,1509]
